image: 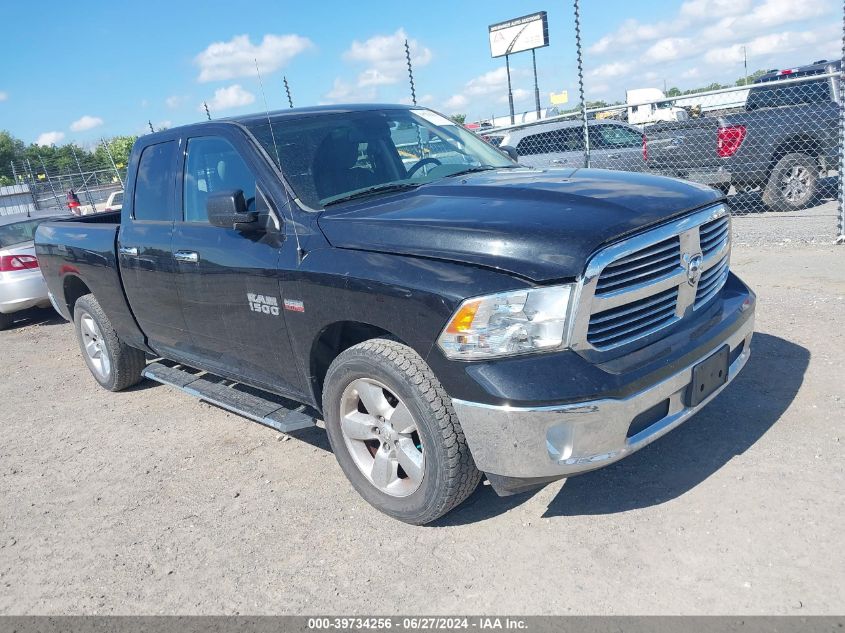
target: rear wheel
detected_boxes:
[762,153,818,211]
[73,294,145,391]
[323,338,482,525]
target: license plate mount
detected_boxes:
[686,345,730,407]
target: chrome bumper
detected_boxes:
[452,314,754,479]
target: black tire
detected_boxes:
[73,293,146,391]
[323,338,482,525]
[0,312,13,331]
[762,153,819,212]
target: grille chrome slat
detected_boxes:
[580,205,732,351]
[598,249,680,281]
[589,296,678,337]
[607,236,679,268]
[589,288,678,326]
[588,309,677,346]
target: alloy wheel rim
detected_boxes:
[80,313,111,379]
[781,165,811,203]
[338,378,425,497]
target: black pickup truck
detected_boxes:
[35,104,756,524]
[646,60,841,211]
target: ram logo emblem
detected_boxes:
[247,293,280,316]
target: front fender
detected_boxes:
[284,248,532,404]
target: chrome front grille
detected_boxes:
[588,286,679,347]
[699,216,729,257]
[595,236,680,295]
[572,204,731,352]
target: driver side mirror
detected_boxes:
[500,145,518,161]
[206,189,260,231]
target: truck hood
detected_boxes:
[316,168,721,282]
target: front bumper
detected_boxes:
[0,269,51,315]
[452,301,754,484]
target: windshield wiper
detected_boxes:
[445,165,516,178]
[322,182,421,206]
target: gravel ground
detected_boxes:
[729,180,843,247]
[0,236,843,615]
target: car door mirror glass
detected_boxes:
[206,189,259,230]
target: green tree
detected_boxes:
[449,113,466,125]
[666,86,682,97]
[735,69,768,86]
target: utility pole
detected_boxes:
[742,46,749,85]
[505,53,515,125]
[532,49,541,118]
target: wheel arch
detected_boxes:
[769,134,823,173]
[309,320,410,412]
[62,275,91,319]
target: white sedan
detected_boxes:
[0,210,72,330]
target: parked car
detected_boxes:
[645,60,841,210]
[36,104,755,524]
[485,119,647,172]
[104,190,124,213]
[0,210,71,330]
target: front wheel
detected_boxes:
[762,153,819,211]
[73,294,146,391]
[323,339,482,525]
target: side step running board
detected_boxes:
[142,361,316,434]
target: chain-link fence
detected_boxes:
[1,157,125,217]
[483,63,845,242]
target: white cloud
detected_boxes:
[70,115,104,132]
[589,0,752,54]
[701,0,830,42]
[195,33,313,83]
[643,37,693,63]
[705,27,838,64]
[0,91,7,102]
[202,84,255,112]
[589,61,633,79]
[165,95,187,109]
[680,0,753,19]
[681,67,700,79]
[36,131,65,146]
[443,94,469,111]
[343,29,432,89]
[321,78,376,104]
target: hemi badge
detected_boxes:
[283,299,305,313]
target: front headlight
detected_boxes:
[437,284,574,360]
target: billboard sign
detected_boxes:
[488,12,549,58]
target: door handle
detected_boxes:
[118,246,138,257]
[174,250,199,263]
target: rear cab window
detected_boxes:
[133,141,178,221]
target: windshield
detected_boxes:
[0,218,51,248]
[245,108,515,208]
